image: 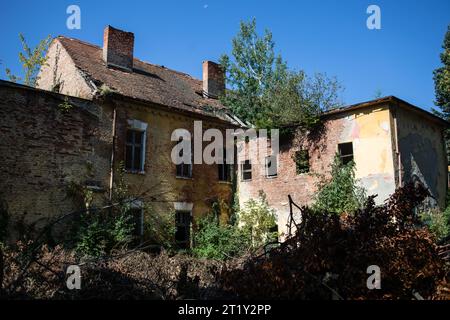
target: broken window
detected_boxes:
[338,142,354,165]
[125,129,146,172]
[265,155,278,178]
[175,211,191,249]
[241,160,252,181]
[176,138,192,178]
[218,148,232,182]
[295,150,310,174]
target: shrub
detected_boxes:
[238,192,278,248]
[145,206,177,251]
[419,208,450,241]
[313,155,366,214]
[75,209,134,257]
[71,164,135,257]
[193,214,250,260]
[220,183,448,300]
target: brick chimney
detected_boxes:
[103,25,134,71]
[202,61,225,99]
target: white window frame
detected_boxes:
[126,119,148,173]
[265,155,278,178]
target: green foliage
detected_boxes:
[71,165,136,257]
[193,214,250,260]
[145,206,177,250]
[238,192,278,248]
[433,25,450,162]
[75,209,134,257]
[294,150,310,174]
[220,19,342,132]
[313,155,366,215]
[419,207,450,241]
[5,33,52,87]
[58,96,74,113]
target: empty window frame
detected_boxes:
[338,142,354,165]
[241,160,252,181]
[265,155,278,178]
[218,148,232,182]
[175,211,191,249]
[125,129,146,172]
[295,150,310,174]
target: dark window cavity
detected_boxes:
[241,160,252,181]
[218,148,232,182]
[175,211,191,249]
[295,150,310,174]
[338,142,354,165]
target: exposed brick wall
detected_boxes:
[238,118,346,238]
[0,81,111,240]
[202,61,225,98]
[103,26,135,71]
[37,39,93,99]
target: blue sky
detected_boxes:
[1,0,449,111]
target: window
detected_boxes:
[175,211,191,249]
[338,142,354,165]
[241,160,252,181]
[176,138,192,178]
[265,155,278,178]
[295,150,310,174]
[125,129,146,172]
[218,148,232,182]
[125,119,148,173]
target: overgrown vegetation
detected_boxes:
[5,33,52,87]
[145,205,176,251]
[58,96,74,113]
[433,24,450,161]
[220,183,449,300]
[68,166,136,257]
[220,18,342,134]
[193,194,278,260]
[419,208,450,242]
[237,192,278,248]
[193,214,250,260]
[313,155,366,214]
[1,183,448,300]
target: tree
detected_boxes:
[433,25,450,160]
[220,19,342,131]
[313,155,366,215]
[5,33,51,87]
[238,191,278,247]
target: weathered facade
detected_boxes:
[1,25,447,245]
[0,26,239,245]
[0,80,111,239]
[238,97,448,238]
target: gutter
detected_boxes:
[108,105,117,202]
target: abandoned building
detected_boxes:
[1,26,241,246]
[238,96,448,237]
[0,25,448,244]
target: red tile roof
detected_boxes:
[56,36,238,124]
